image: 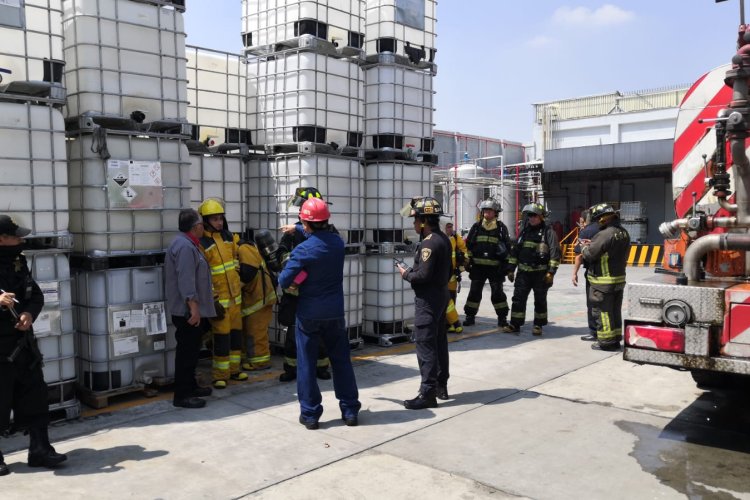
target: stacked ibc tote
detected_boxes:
[242,0,367,348]
[362,0,437,345]
[0,0,79,420]
[61,0,190,408]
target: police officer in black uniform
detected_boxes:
[0,215,67,475]
[397,197,452,410]
[277,188,331,382]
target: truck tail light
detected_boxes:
[625,325,685,353]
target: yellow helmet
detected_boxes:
[199,198,225,217]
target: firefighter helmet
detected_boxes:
[478,198,502,213]
[522,203,547,217]
[401,196,445,218]
[590,203,616,222]
[198,198,225,216]
[288,187,324,208]
[299,197,331,222]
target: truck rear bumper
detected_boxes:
[624,347,750,375]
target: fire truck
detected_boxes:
[623,2,750,387]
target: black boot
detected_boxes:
[27,425,67,468]
[404,393,438,410]
[279,364,296,382]
[463,315,475,326]
[0,451,9,476]
[316,367,331,380]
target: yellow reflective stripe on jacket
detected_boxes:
[475,235,499,243]
[518,263,548,272]
[508,256,518,265]
[210,260,238,276]
[549,259,560,269]
[473,258,500,266]
[522,241,539,249]
[586,275,626,285]
[241,291,277,317]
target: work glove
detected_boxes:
[213,299,226,320]
[506,270,515,283]
[544,272,554,286]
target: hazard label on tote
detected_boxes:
[122,187,138,202]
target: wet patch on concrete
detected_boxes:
[617,390,750,499]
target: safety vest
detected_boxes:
[200,230,242,308]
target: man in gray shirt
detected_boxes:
[165,209,216,408]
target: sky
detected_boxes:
[184,1,744,144]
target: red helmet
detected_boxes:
[299,197,330,222]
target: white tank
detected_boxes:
[0,0,64,85]
[364,161,431,243]
[0,102,69,236]
[186,46,248,134]
[343,253,364,331]
[244,157,279,232]
[246,50,364,147]
[364,0,437,62]
[363,252,415,333]
[242,0,365,49]
[66,132,191,254]
[444,163,484,236]
[62,0,187,121]
[189,153,245,233]
[364,63,433,151]
[497,186,517,240]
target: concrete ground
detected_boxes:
[2,265,749,499]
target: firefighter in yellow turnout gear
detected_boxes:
[444,222,467,333]
[198,198,247,388]
[238,229,277,371]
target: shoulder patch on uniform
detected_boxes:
[421,248,432,262]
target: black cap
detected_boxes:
[0,215,31,237]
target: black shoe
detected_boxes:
[436,386,449,400]
[343,416,359,427]
[591,342,621,352]
[463,316,475,326]
[316,368,332,380]
[404,393,438,410]
[27,449,67,468]
[191,386,213,397]
[0,460,8,476]
[173,397,207,409]
[580,333,597,341]
[498,319,508,328]
[299,416,319,430]
[279,371,296,382]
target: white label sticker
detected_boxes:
[112,336,139,356]
[34,311,52,334]
[112,310,131,332]
[143,302,167,335]
[37,281,59,304]
[153,340,166,351]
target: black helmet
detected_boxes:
[522,202,547,218]
[590,203,616,222]
[401,196,445,218]
[288,187,324,208]
[478,198,502,213]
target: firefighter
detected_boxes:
[238,228,277,371]
[444,222,467,333]
[463,199,512,327]
[277,187,331,382]
[581,204,630,351]
[198,198,248,389]
[572,209,601,341]
[0,215,67,474]
[504,203,561,335]
[397,196,452,409]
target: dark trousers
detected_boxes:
[172,315,204,401]
[509,271,549,327]
[296,317,361,420]
[464,268,508,321]
[283,323,329,372]
[414,290,450,396]
[0,345,48,433]
[588,284,625,345]
[585,279,597,334]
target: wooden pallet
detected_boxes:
[77,384,156,410]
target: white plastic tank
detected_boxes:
[62,0,188,121]
[364,0,437,61]
[244,157,279,232]
[246,50,364,147]
[186,46,248,133]
[444,163,484,236]
[189,153,245,233]
[0,0,64,85]
[363,252,414,333]
[364,63,433,150]
[66,132,191,254]
[0,102,69,236]
[363,161,431,242]
[242,0,365,49]
[497,187,517,240]
[343,253,364,331]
